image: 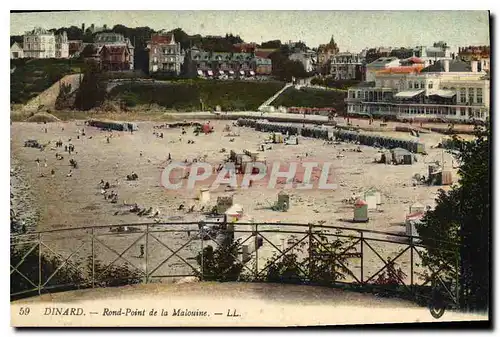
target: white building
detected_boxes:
[330,52,363,80]
[415,45,453,67]
[289,51,316,73]
[345,59,489,122]
[146,32,184,74]
[23,27,56,58]
[94,32,135,70]
[55,31,69,58]
[22,27,69,59]
[10,42,24,59]
[365,57,400,82]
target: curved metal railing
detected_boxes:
[10,222,460,305]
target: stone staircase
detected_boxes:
[257,83,293,112]
[22,74,83,112]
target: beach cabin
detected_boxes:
[198,188,210,204]
[409,202,425,214]
[364,189,381,210]
[353,199,369,222]
[277,191,290,211]
[225,204,244,222]
[405,211,424,244]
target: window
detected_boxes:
[467,88,474,104]
[409,82,413,89]
[460,88,467,103]
[477,88,483,104]
[428,82,433,89]
[421,82,425,89]
[154,48,157,53]
[153,57,157,63]
[460,107,466,116]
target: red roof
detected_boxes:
[406,211,424,221]
[377,65,424,74]
[255,50,273,58]
[354,199,367,207]
[151,34,173,44]
[102,45,128,55]
[407,56,424,64]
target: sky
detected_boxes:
[10,10,490,52]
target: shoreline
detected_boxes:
[10,156,42,234]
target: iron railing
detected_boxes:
[10,221,460,306]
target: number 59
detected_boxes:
[19,307,30,315]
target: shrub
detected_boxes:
[11,241,142,301]
[195,238,244,282]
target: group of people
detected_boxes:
[99,180,119,204]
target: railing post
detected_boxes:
[360,231,364,284]
[410,239,414,293]
[254,223,259,278]
[38,233,42,295]
[455,250,460,307]
[91,228,95,288]
[200,223,204,281]
[145,224,149,284]
[308,223,313,281]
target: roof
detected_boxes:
[394,90,425,98]
[353,81,376,88]
[406,56,424,64]
[406,211,424,221]
[354,199,367,207]
[102,45,129,55]
[11,42,23,49]
[151,33,174,45]
[368,57,399,67]
[377,65,424,74]
[232,52,253,61]
[25,27,53,36]
[94,33,127,45]
[425,47,446,58]
[212,52,232,61]
[255,57,272,65]
[255,50,274,58]
[429,90,456,98]
[421,60,472,73]
[391,147,412,154]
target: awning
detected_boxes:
[395,90,425,98]
[219,70,225,75]
[239,70,245,75]
[249,70,255,76]
[197,70,203,76]
[431,90,456,99]
[207,70,213,76]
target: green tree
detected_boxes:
[260,40,282,49]
[74,62,107,110]
[195,238,244,282]
[416,126,490,311]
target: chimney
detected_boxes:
[471,60,478,73]
[443,59,450,72]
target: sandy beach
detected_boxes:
[10,117,465,283]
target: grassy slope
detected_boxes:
[108,80,285,112]
[271,87,347,113]
[10,59,84,104]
